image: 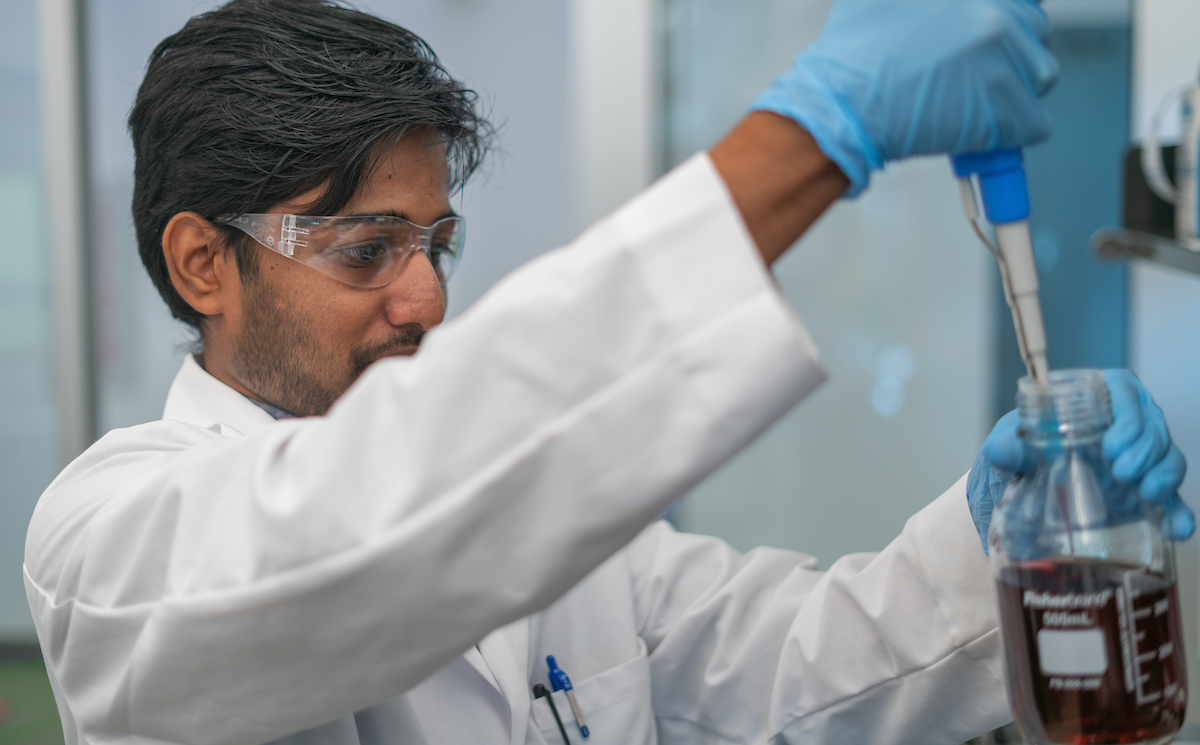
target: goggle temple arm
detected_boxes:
[280,215,308,258]
[219,214,293,258]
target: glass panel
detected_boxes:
[0,0,57,639]
[87,0,200,433]
[661,0,993,562]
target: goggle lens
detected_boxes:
[221,213,465,289]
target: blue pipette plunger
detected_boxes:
[951,148,1049,382]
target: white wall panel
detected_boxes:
[1130,0,1200,722]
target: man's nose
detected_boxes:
[383,250,446,329]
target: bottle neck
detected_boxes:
[1018,369,1112,449]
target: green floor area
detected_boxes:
[0,656,62,745]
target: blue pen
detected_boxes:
[546,655,589,738]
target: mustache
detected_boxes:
[351,325,426,377]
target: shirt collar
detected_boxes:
[246,397,296,421]
[161,354,280,436]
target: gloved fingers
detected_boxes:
[950,0,1056,154]
[1138,443,1187,503]
[988,35,1057,147]
[1102,370,1147,459]
[969,481,999,554]
[1029,45,1060,98]
[1001,95,1055,147]
[1159,491,1196,541]
[982,410,1026,473]
[1112,408,1171,483]
[968,443,1014,553]
[1000,0,1059,94]
[1002,0,1052,45]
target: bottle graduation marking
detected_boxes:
[1119,570,1178,706]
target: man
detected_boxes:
[24,0,1191,743]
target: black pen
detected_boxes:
[533,683,571,744]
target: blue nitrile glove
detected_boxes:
[751,0,1059,196]
[967,370,1195,552]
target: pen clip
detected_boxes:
[546,655,572,692]
[532,683,571,744]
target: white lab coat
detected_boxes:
[24,154,1010,745]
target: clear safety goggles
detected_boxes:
[218,213,465,288]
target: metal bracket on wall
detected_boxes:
[1091,226,1200,277]
[1092,145,1200,279]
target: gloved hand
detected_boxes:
[751,0,1059,196]
[967,370,1194,552]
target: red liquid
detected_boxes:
[997,559,1187,745]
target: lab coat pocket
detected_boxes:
[530,639,654,745]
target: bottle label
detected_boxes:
[1037,628,1109,676]
[1026,588,1112,680]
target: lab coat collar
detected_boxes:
[161,354,278,436]
[163,354,535,741]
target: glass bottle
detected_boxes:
[989,370,1187,745]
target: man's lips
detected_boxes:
[353,327,426,375]
[368,345,420,364]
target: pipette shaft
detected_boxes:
[952,148,1048,383]
[995,222,1049,382]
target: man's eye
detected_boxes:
[330,239,388,266]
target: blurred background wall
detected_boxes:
[2,12,1197,736]
[0,0,58,641]
[659,0,992,560]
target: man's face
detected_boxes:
[224,129,452,416]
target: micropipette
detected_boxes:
[951,148,1049,383]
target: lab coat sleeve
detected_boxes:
[23,154,827,745]
[629,473,1009,745]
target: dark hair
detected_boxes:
[129,0,493,329]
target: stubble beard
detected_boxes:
[232,278,425,417]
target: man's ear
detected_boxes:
[162,212,237,317]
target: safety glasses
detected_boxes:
[218,213,465,288]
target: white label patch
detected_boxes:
[1038,628,1108,676]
